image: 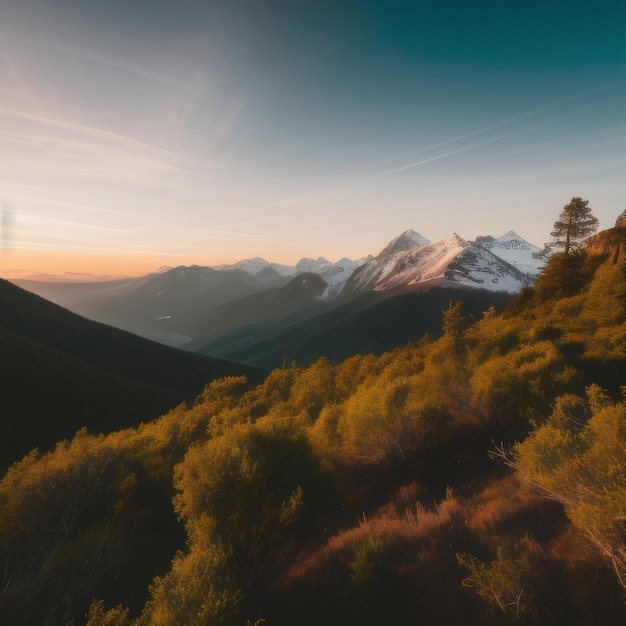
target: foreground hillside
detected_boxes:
[0,279,264,467]
[0,223,625,625]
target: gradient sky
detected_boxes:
[1,0,625,278]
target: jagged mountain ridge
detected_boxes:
[342,229,546,296]
[218,228,544,298]
[11,228,545,348]
[216,255,364,300]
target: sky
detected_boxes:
[1,0,625,279]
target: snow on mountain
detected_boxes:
[374,233,467,291]
[294,257,365,299]
[213,228,543,300]
[318,259,363,299]
[295,257,334,273]
[216,255,362,299]
[477,231,547,279]
[341,229,431,294]
[377,229,431,258]
[444,237,536,292]
[345,230,541,296]
[231,257,271,274]
[214,257,294,277]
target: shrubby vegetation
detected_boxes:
[1,220,625,624]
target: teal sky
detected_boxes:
[1,0,625,276]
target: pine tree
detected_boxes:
[550,197,598,254]
[442,300,468,353]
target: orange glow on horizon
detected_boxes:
[0,249,230,280]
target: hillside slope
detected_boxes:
[0,224,625,625]
[0,279,265,466]
[184,272,329,342]
[193,287,514,369]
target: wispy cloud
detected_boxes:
[369,84,626,181]
[8,32,205,98]
[370,130,524,179]
[1,107,183,162]
[373,108,545,168]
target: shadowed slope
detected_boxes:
[0,279,265,466]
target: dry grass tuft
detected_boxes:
[284,487,463,585]
[465,474,544,536]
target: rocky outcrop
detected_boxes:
[585,220,626,264]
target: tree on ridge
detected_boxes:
[550,197,598,254]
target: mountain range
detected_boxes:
[10,229,546,369]
[1,221,624,626]
[212,228,546,298]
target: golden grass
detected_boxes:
[283,487,463,585]
[465,474,544,536]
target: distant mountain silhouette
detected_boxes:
[14,265,291,346]
[185,272,329,345]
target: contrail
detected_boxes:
[371,130,523,179]
[374,108,543,167]
[371,81,624,174]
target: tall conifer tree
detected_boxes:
[550,197,598,254]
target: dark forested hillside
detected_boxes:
[1,224,625,625]
[193,287,514,369]
[0,279,265,466]
[183,271,331,344]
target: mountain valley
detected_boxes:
[12,229,547,368]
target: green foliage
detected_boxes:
[535,251,589,300]
[2,219,626,624]
[0,431,138,623]
[457,548,530,620]
[442,299,468,352]
[470,341,571,431]
[348,532,384,587]
[551,197,599,254]
[86,600,131,626]
[515,394,626,589]
[138,516,241,626]
[168,417,328,621]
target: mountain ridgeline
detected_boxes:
[13,228,545,369]
[0,221,625,625]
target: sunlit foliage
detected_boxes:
[2,222,626,624]
[515,392,626,589]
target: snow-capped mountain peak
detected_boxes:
[374,233,467,291]
[377,229,430,259]
[342,228,545,296]
[214,257,271,274]
[444,232,467,247]
[234,257,272,274]
[477,231,546,277]
[212,227,546,300]
[492,231,534,249]
[295,257,334,273]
